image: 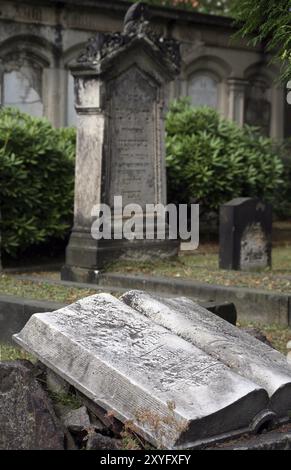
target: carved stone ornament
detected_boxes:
[77,2,181,73]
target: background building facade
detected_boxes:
[0,0,289,139]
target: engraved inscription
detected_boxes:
[240,223,268,270]
[109,67,157,207]
[14,293,269,448]
[44,294,225,393]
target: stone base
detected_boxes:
[61,230,179,283]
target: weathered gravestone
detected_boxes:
[219,197,272,271]
[14,293,274,449]
[62,3,181,283]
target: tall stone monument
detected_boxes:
[62,3,181,282]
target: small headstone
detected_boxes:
[219,197,272,271]
[13,293,270,449]
[0,360,64,450]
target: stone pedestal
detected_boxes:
[62,4,181,282]
[219,197,272,271]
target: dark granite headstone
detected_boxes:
[219,197,272,271]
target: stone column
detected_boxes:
[62,3,181,282]
[227,78,248,126]
[270,84,284,140]
[62,76,105,277]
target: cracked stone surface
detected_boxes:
[122,290,291,418]
[14,293,269,449]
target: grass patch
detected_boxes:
[0,343,34,361]
[2,246,291,299]
[48,390,83,410]
[0,273,97,303]
[106,244,291,294]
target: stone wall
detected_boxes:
[0,0,288,138]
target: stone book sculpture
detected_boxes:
[122,291,291,419]
[14,293,291,449]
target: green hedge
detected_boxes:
[0,108,75,256]
[0,102,287,256]
[166,100,284,214]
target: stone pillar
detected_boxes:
[44,67,66,128]
[62,3,181,282]
[227,78,248,126]
[270,84,284,140]
[62,78,105,276]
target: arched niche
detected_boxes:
[0,36,53,118]
[187,71,219,109]
[182,56,232,115]
[1,54,44,117]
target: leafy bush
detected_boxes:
[0,107,76,256]
[166,100,284,214]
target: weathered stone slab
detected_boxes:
[0,360,64,450]
[108,66,157,208]
[14,293,269,449]
[122,290,291,418]
[219,197,272,271]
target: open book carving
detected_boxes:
[122,291,291,420]
[14,292,291,449]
